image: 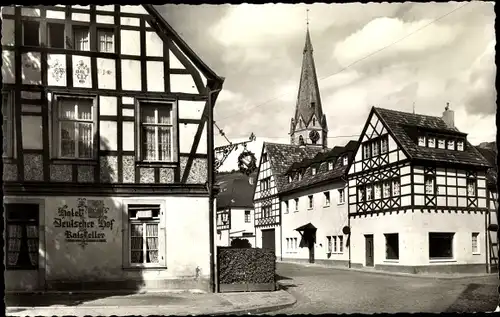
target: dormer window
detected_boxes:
[457,140,464,151]
[380,135,389,154]
[342,155,348,166]
[447,140,455,150]
[312,167,317,176]
[298,173,303,181]
[328,161,334,170]
[288,175,293,183]
[438,139,445,149]
[418,136,426,147]
[428,137,436,148]
[372,142,380,156]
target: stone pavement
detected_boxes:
[5,289,296,316]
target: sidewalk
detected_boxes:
[5,289,296,316]
[280,261,498,281]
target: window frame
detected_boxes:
[466,177,477,197]
[47,22,66,49]
[244,210,251,223]
[338,235,343,253]
[338,188,345,204]
[308,195,314,210]
[342,155,348,166]
[294,198,299,212]
[73,26,90,51]
[437,139,445,149]
[418,136,426,147]
[471,232,480,255]
[425,175,436,195]
[284,200,289,214]
[323,191,330,207]
[50,92,98,162]
[135,98,179,165]
[447,139,455,150]
[327,236,332,253]
[123,199,166,269]
[2,90,16,159]
[429,232,455,260]
[97,28,115,53]
[328,161,334,170]
[385,233,399,260]
[22,20,40,47]
[380,135,389,154]
[311,166,317,176]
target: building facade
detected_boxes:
[2,5,224,292]
[347,106,492,273]
[215,171,257,247]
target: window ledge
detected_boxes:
[338,202,345,206]
[123,265,168,270]
[135,161,179,168]
[323,205,330,208]
[472,252,481,255]
[51,158,98,165]
[383,259,399,263]
[429,259,456,263]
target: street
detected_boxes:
[269,262,498,314]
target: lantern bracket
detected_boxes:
[214,133,256,172]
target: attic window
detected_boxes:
[428,137,436,148]
[328,161,334,170]
[438,139,445,149]
[342,155,348,166]
[312,167,317,175]
[312,118,316,126]
[288,175,293,183]
[418,136,426,147]
[457,140,464,151]
[447,140,455,150]
[298,173,303,181]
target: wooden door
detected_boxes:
[365,234,374,267]
[308,239,315,263]
[262,229,276,253]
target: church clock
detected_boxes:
[309,130,320,144]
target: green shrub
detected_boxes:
[218,247,276,284]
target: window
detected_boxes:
[425,176,435,194]
[294,198,299,212]
[312,117,316,125]
[288,175,293,183]
[467,178,476,196]
[374,183,381,200]
[244,210,251,223]
[294,237,298,249]
[48,23,65,48]
[262,205,272,218]
[284,201,289,214]
[366,186,373,201]
[382,181,391,198]
[380,135,389,154]
[428,137,436,148]
[372,141,380,156]
[312,167,317,176]
[262,153,268,163]
[5,204,39,270]
[23,20,40,46]
[472,232,479,254]
[363,143,371,159]
[392,179,400,196]
[342,155,348,166]
[358,187,366,202]
[128,205,161,265]
[385,233,399,260]
[74,27,90,51]
[418,136,426,146]
[457,140,464,151]
[308,195,314,209]
[327,236,332,253]
[447,140,455,150]
[139,102,175,162]
[2,91,14,158]
[298,172,303,181]
[324,191,330,207]
[429,232,454,259]
[249,177,254,185]
[333,236,337,252]
[438,139,445,149]
[328,161,334,170]
[98,29,114,53]
[260,178,271,191]
[338,188,345,204]
[286,238,290,251]
[53,96,96,159]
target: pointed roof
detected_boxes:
[293,29,324,128]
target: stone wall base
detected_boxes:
[281,258,349,268]
[350,263,487,274]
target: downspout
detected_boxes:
[341,174,351,269]
[486,188,490,274]
[208,87,222,293]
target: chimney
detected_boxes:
[442,102,455,129]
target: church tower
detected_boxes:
[289,25,328,149]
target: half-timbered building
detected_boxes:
[2,5,224,292]
[215,171,257,247]
[280,141,357,265]
[347,105,492,273]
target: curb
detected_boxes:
[211,298,297,316]
[5,289,207,295]
[279,261,497,280]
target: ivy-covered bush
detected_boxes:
[218,247,276,284]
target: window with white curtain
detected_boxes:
[139,103,174,162]
[428,137,436,148]
[128,205,161,265]
[98,29,114,53]
[383,181,391,198]
[74,27,90,51]
[392,179,400,196]
[380,135,389,154]
[374,183,381,200]
[425,176,435,194]
[5,204,39,270]
[54,96,96,159]
[467,178,476,196]
[457,140,464,151]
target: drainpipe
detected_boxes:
[208,87,221,293]
[486,190,490,274]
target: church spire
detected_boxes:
[289,14,328,149]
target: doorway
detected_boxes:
[365,234,374,267]
[262,229,276,253]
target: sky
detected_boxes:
[156,2,496,172]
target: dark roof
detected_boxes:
[374,107,490,168]
[215,172,256,210]
[475,142,497,188]
[280,140,358,194]
[264,143,323,193]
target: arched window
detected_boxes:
[299,135,305,145]
[312,118,316,126]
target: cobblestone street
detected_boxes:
[269,262,498,314]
